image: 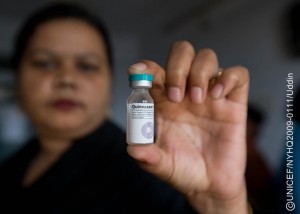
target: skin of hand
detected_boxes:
[127,41,250,214]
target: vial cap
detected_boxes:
[129,74,153,82]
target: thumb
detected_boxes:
[127,144,171,181]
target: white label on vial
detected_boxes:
[128,103,154,144]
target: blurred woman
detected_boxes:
[0,2,251,214]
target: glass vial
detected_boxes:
[127,74,154,145]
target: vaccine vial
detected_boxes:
[127,74,154,145]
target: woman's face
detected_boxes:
[18,19,112,139]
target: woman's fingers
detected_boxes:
[128,41,249,105]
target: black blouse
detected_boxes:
[0,120,196,214]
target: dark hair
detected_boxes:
[11,2,113,71]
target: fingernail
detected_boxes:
[211,83,223,99]
[190,87,203,103]
[168,87,181,102]
[129,62,147,72]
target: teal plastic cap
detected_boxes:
[129,74,153,82]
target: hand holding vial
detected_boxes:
[127,41,250,214]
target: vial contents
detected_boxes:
[127,74,154,145]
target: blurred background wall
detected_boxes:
[0,0,299,177]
